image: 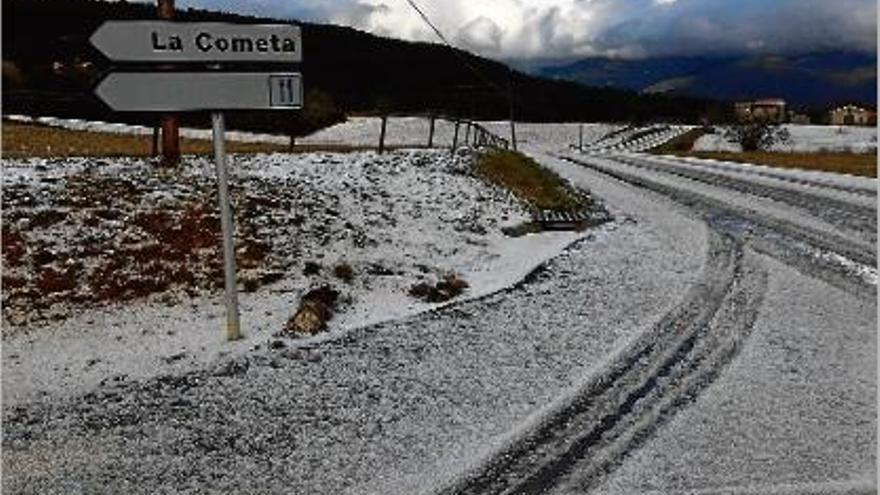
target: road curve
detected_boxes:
[437,149,876,494]
[1,148,874,495]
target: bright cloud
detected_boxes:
[177,0,878,60]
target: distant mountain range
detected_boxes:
[526,52,877,109]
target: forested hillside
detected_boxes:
[3,0,726,133]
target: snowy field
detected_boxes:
[480,121,620,152]
[6,114,620,152]
[300,116,619,151]
[694,124,878,153]
[298,116,458,147]
[2,149,588,404]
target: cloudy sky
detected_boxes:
[175,0,877,60]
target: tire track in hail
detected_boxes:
[560,154,876,301]
[438,226,767,494]
[612,154,876,245]
[643,155,877,198]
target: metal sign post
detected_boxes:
[211,112,241,341]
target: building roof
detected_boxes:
[752,98,786,106]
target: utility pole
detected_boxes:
[508,68,518,152]
[158,0,180,167]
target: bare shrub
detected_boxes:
[408,274,469,303]
[303,261,322,276]
[284,285,341,336]
[333,262,354,283]
[724,123,791,152]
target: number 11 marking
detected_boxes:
[270,75,300,107]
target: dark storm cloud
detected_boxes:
[595,0,877,57]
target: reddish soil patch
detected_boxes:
[2,172,290,327]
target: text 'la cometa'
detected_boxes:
[152,32,297,54]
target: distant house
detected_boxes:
[829,105,876,126]
[734,99,787,123]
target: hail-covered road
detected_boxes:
[442,147,876,495]
[2,135,876,494]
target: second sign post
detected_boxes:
[91,21,304,341]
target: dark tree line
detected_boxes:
[3,0,727,134]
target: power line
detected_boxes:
[401,0,505,93]
[402,0,518,149]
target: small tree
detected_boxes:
[724,122,790,152]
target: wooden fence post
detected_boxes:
[451,120,460,154]
[427,114,436,148]
[579,123,584,152]
[378,115,388,154]
[158,0,180,167]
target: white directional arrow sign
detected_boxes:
[90,21,302,63]
[94,72,303,112]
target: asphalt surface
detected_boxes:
[2,147,876,494]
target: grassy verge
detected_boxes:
[664,149,877,178]
[649,127,876,178]
[474,149,585,211]
[1,122,290,158]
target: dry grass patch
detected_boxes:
[475,149,585,211]
[2,122,288,158]
[284,285,340,336]
[672,150,877,178]
[333,262,355,283]
[409,274,469,303]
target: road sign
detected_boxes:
[94,72,303,112]
[90,19,305,342]
[90,21,302,63]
